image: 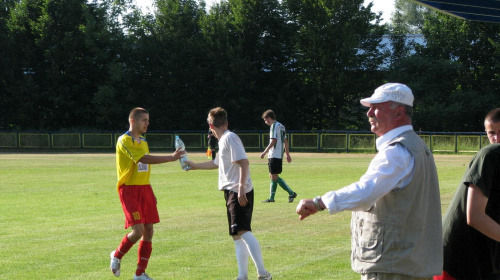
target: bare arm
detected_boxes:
[185,160,218,170]
[139,149,184,164]
[284,138,292,163]
[235,158,249,206]
[260,138,277,159]
[466,184,500,242]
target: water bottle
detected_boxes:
[175,135,191,171]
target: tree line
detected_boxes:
[1,0,499,132]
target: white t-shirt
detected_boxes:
[268,121,287,159]
[214,130,253,193]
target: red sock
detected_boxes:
[115,234,136,259]
[136,241,152,276]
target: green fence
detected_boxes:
[0,131,490,154]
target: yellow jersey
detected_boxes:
[116,131,151,190]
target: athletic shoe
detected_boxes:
[236,278,248,280]
[133,272,154,280]
[109,251,121,277]
[258,272,272,280]
[288,192,297,203]
[261,199,275,203]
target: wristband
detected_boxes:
[313,196,324,211]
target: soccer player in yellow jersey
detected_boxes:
[110,107,185,280]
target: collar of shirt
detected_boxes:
[376,125,413,151]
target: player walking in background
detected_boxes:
[435,108,500,280]
[110,107,185,280]
[186,107,272,280]
[260,110,297,203]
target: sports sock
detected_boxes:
[240,232,267,276]
[277,177,294,195]
[136,240,152,276]
[269,180,278,200]
[234,238,249,279]
[115,234,136,259]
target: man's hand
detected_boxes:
[172,148,186,160]
[260,152,266,159]
[238,185,248,206]
[296,199,319,220]
[185,160,195,170]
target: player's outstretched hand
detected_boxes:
[185,161,195,170]
[296,199,318,220]
[172,148,186,160]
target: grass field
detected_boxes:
[0,152,472,280]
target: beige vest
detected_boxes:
[351,130,443,277]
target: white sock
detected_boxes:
[234,239,249,279]
[240,231,267,276]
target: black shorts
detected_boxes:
[224,189,254,235]
[268,158,283,174]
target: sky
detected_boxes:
[136,0,396,24]
[363,0,396,24]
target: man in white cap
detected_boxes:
[296,83,443,280]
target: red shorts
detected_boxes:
[119,185,160,229]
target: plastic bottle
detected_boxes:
[175,135,191,171]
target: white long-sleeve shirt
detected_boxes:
[322,125,415,214]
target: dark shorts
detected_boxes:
[119,184,160,229]
[268,158,283,174]
[224,189,254,235]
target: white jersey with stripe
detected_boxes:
[268,121,287,159]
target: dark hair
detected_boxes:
[485,108,500,123]
[129,107,148,120]
[262,109,276,120]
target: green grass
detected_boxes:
[0,152,472,280]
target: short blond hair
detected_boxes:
[129,107,148,121]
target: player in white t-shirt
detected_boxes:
[260,110,297,203]
[186,107,272,280]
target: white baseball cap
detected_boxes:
[360,83,414,107]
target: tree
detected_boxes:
[199,0,297,130]
[284,0,387,130]
[5,0,139,130]
[388,12,500,132]
[91,0,148,130]
[424,14,500,131]
[391,0,428,34]
[0,0,17,130]
[138,0,209,130]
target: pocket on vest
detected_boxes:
[353,221,383,263]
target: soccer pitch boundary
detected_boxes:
[0,153,470,279]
